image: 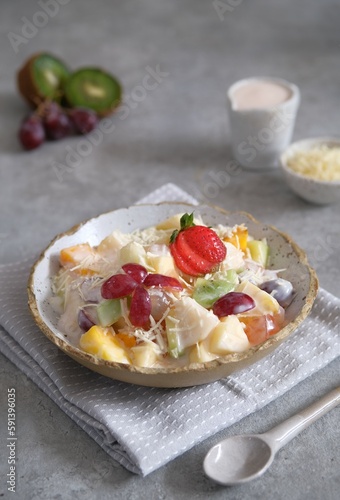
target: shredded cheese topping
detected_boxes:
[286,145,340,182]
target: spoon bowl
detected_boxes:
[203,387,340,486]
[204,435,273,485]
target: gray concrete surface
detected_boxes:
[0,0,339,498]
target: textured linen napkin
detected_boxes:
[0,182,339,476]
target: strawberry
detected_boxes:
[169,213,227,276]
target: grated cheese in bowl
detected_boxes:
[286,145,340,182]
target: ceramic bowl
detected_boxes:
[28,203,318,388]
[280,137,340,204]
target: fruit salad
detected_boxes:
[50,212,294,368]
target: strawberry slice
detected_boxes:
[169,242,200,276]
[170,213,227,276]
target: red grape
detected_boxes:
[18,114,45,150]
[122,263,148,284]
[143,273,183,290]
[213,292,255,318]
[69,108,98,135]
[101,274,138,299]
[129,285,151,327]
[44,107,73,140]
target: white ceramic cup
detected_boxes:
[227,77,300,170]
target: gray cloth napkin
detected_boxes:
[0,183,339,476]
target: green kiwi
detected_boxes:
[17,53,70,106]
[64,68,122,116]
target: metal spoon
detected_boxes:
[203,387,340,486]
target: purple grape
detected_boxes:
[260,279,294,308]
[213,292,255,318]
[44,107,73,140]
[19,114,45,150]
[69,108,98,135]
[78,309,95,331]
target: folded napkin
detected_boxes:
[0,183,339,476]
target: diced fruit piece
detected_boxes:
[129,285,151,327]
[213,292,255,318]
[79,325,130,363]
[119,241,146,267]
[170,213,227,276]
[97,299,122,327]
[192,278,235,309]
[57,288,84,334]
[189,342,216,363]
[149,289,172,321]
[165,296,219,358]
[122,263,148,284]
[96,231,131,258]
[18,114,45,150]
[223,225,248,251]
[59,243,98,274]
[78,309,95,332]
[259,279,294,308]
[101,274,138,299]
[240,308,284,346]
[143,273,183,290]
[224,269,239,283]
[156,214,182,230]
[236,281,280,315]
[64,68,122,117]
[131,342,159,367]
[148,255,178,277]
[69,107,98,134]
[115,333,136,348]
[247,239,269,267]
[208,316,250,354]
[17,52,70,106]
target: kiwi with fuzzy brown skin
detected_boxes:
[17,53,70,107]
[64,68,122,117]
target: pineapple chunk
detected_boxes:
[155,213,202,230]
[147,253,178,277]
[96,231,131,259]
[155,214,182,230]
[208,316,250,355]
[165,296,219,357]
[131,342,159,367]
[79,325,130,364]
[189,342,216,363]
[237,281,280,315]
[119,241,146,267]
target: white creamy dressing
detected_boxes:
[231,79,292,110]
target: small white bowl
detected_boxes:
[280,137,340,204]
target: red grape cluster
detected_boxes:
[18,101,99,151]
[102,263,183,328]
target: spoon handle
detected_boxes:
[264,387,340,453]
